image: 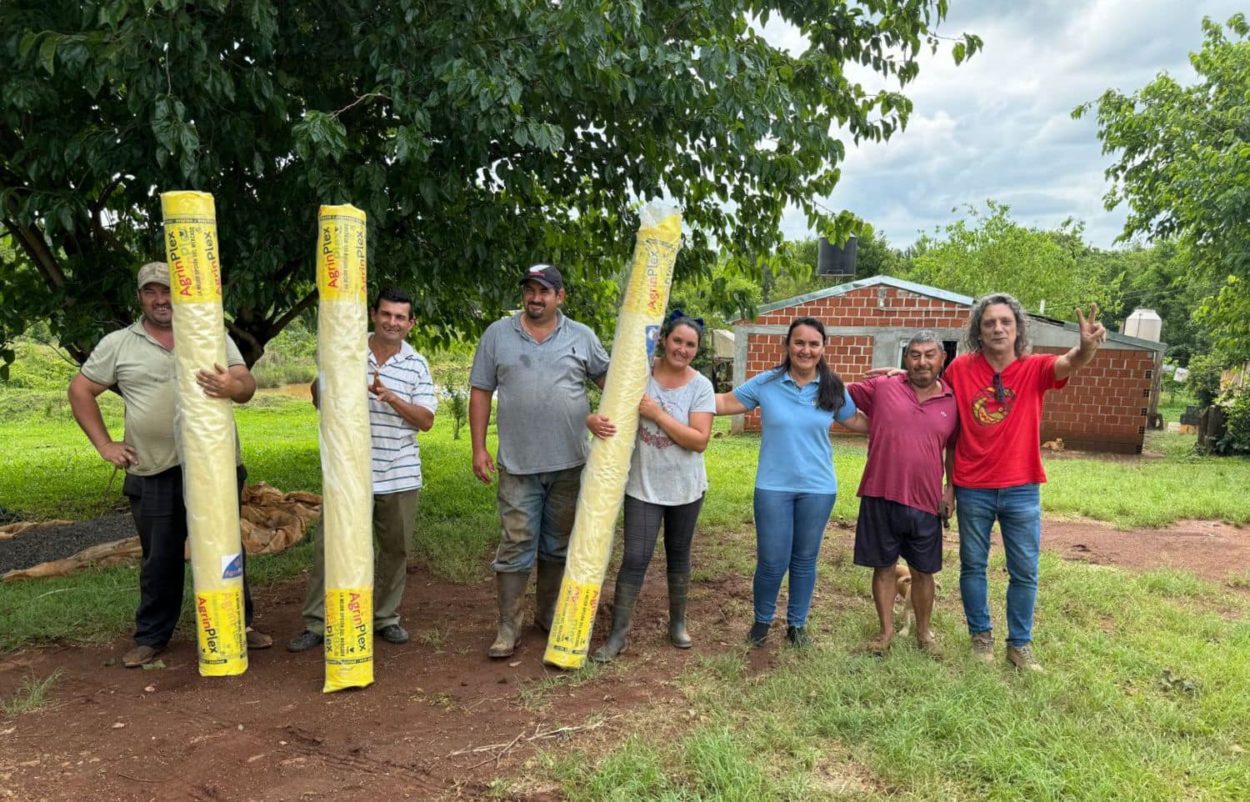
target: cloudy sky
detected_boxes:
[764,0,1242,250]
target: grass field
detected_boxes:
[3,388,1250,652]
[3,381,1250,796]
[544,550,1250,800]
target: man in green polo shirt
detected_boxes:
[68,262,272,668]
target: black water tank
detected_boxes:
[817,235,857,276]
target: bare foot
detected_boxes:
[865,633,893,655]
[916,633,942,659]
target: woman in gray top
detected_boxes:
[586,310,715,662]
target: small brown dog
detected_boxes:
[893,563,915,637]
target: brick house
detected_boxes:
[731,276,1166,454]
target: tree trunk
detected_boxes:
[1197,405,1227,454]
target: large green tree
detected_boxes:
[902,201,1117,314]
[0,1,979,372]
[1077,14,1250,362]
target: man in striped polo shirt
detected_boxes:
[288,287,439,651]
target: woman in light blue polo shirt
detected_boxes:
[716,316,864,647]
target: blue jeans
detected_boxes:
[955,484,1042,646]
[752,489,837,628]
[492,466,582,573]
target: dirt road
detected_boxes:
[2,518,1246,800]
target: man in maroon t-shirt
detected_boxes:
[849,331,958,657]
[944,293,1105,672]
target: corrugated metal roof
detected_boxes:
[756,274,974,313]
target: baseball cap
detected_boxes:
[136,262,170,288]
[519,263,563,291]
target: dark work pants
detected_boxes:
[616,494,705,587]
[124,465,254,648]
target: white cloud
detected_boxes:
[774,0,1244,250]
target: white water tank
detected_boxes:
[1122,308,1162,341]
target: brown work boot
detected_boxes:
[1006,643,1044,673]
[246,627,273,650]
[970,630,994,663]
[122,644,163,668]
[488,571,529,658]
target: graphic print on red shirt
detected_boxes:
[944,352,1067,489]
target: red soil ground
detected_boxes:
[2,517,1247,800]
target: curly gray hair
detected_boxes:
[965,293,1030,357]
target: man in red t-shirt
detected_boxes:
[944,293,1105,672]
[848,331,957,657]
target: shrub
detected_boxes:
[1,340,78,390]
[250,321,318,388]
[1187,353,1224,408]
[443,381,467,440]
[1215,386,1250,456]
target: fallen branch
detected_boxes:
[447,715,620,769]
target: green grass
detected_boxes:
[2,669,63,717]
[1039,440,1250,527]
[2,391,1249,649]
[545,551,1250,800]
[0,387,497,649]
[4,373,1250,797]
[1156,387,1196,425]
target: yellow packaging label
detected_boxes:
[317,205,367,303]
[620,216,681,316]
[543,579,602,669]
[194,587,247,676]
[161,191,223,305]
[324,587,374,692]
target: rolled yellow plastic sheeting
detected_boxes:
[544,202,682,669]
[161,191,247,677]
[316,204,374,693]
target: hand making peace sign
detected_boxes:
[1075,303,1107,350]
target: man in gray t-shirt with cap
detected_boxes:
[470,263,609,658]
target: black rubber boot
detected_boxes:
[535,558,564,633]
[667,572,692,649]
[591,581,642,663]
[488,571,529,658]
[747,621,771,647]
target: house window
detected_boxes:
[896,339,959,378]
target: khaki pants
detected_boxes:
[301,488,420,635]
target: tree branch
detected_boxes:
[271,289,318,333]
[2,218,67,289]
[271,256,307,286]
[224,317,263,369]
[331,91,390,118]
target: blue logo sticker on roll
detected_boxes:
[221,552,242,579]
[645,325,659,358]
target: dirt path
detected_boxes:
[2,518,1248,800]
[0,562,772,802]
[1039,518,1250,587]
